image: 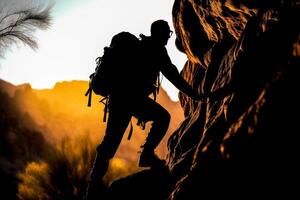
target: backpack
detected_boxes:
[85,32,161,139]
[85,32,143,139]
[85,31,141,107]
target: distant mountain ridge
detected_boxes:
[0,79,31,97]
[0,79,184,160]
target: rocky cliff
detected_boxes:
[167,0,299,199]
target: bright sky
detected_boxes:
[0,0,187,101]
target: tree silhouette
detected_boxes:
[0,5,51,57]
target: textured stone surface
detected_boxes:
[167,0,300,199]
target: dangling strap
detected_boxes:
[127,118,146,141]
[157,73,163,94]
[100,97,109,122]
[85,87,92,107]
[128,118,146,140]
[137,118,146,130]
[127,121,134,140]
[153,73,163,101]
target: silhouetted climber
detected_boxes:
[85,20,201,200]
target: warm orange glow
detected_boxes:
[12,80,183,173]
[293,34,300,57]
[0,79,183,199]
[17,162,49,200]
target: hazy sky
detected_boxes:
[0,0,186,101]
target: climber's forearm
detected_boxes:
[162,64,200,100]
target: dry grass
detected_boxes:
[17,134,138,200]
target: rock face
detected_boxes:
[167,0,300,199]
[110,164,173,200]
